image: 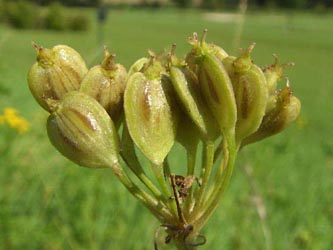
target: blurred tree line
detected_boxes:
[2,0,333,9]
[174,0,333,9]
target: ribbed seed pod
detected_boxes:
[80,47,127,125]
[242,84,301,146]
[28,43,88,112]
[47,91,120,168]
[188,30,236,136]
[128,57,149,76]
[124,56,178,165]
[263,55,295,113]
[168,45,219,141]
[224,44,268,143]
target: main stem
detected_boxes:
[194,133,237,230]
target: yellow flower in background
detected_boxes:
[0,107,30,134]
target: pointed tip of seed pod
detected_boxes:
[148,49,156,58]
[200,29,208,45]
[285,77,290,88]
[31,41,42,53]
[103,45,110,56]
[246,42,256,55]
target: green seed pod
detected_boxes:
[185,32,228,74]
[188,30,236,136]
[263,54,295,95]
[80,47,127,125]
[209,43,229,61]
[128,57,149,77]
[263,55,295,113]
[28,43,88,112]
[168,45,219,141]
[124,55,177,165]
[241,82,301,146]
[47,91,120,168]
[226,44,268,143]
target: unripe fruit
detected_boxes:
[80,47,127,125]
[28,43,88,112]
[124,55,178,165]
[223,44,268,143]
[188,30,236,136]
[242,83,301,146]
[47,91,120,168]
[168,45,219,141]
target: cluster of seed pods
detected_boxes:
[28,30,300,249]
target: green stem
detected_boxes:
[121,124,164,200]
[110,161,173,222]
[194,134,236,230]
[192,141,215,215]
[184,145,198,215]
[152,163,178,218]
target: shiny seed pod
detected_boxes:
[28,43,88,112]
[168,45,219,141]
[124,56,177,165]
[225,44,268,143]
[128,57,149,77]
[185,32,228,74]
[263,55,295,113]
[47,91,120,168]
[241,82,301,147]
[188,30,236,135]
[80,47,127,125]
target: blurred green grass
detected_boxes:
[0,8,332,250]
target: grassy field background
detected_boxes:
[1,8,333,250]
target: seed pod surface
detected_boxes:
[169,64,218,141]
[228,44,268,143]
[28,43,88,112]
[242,85,301,146]
[124,72,177,165]
[80,50,127,125]
[47,91,120,168]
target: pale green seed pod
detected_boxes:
[47,91,120,168]
[168,45,219,141]
[124,56,178,165]
[128,57,149,76]
[263,55,295,113]
[225,44,268,143]
[263,54,295,96]
[188,30,236,136]
[28,43,88,112]
[241,84,301,146]
[80,47,127,125]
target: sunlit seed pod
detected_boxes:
[28,43,88,112]
[241,82,301,147]
[47,91,120,168]
[188,30,236,135]
[263,54,295,96]
[226,43,268,143]
[168,45,219,141]
[80,47,127,126]
[128,57,149,77]
[208,43,229,61]
[124,54,178,165]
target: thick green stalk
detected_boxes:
[152,163,178,218]
[194,134,237,229]
[184,145,198,215]
[110,161,173,222]
[192,141,215,215]
[121,124,164,200]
